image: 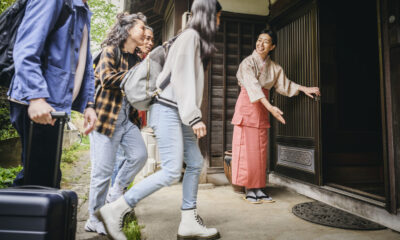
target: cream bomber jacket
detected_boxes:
[237,50,301,103]
[155,29,204,127]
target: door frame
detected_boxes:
[269,0,322,186]
[270,0,398,213]
[380,0,398,213]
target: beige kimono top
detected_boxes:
[236,50,300,103]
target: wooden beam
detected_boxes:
[174,0,187,34]
[381,0,398,214]
[221,11,268,23]
[222,21,227,163]
[200,68,210,159]
[147,14,162,24]
[154,0,171,15]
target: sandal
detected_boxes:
[257,193,275,203]
[242,195,262,204]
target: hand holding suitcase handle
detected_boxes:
[28,99,69,125]
[25,111,69,188]
[50,111,69,119]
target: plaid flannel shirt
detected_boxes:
[94,45,141,137]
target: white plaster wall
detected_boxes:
[219,0,269,16]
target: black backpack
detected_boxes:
[0,0,73,87]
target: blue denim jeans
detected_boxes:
[88,99,147,215]
[124,103,204,209]
[111,145,126,186]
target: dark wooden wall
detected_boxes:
[274,9,318,140]
[130,0,164,44]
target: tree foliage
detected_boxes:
[1,0,117,53]
[0,0,15,14]
[89,0,118,53]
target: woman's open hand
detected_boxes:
[260,97,286,124]
[267,105,286,124]
[300,86,321,99]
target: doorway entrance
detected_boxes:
[320,0,385,199]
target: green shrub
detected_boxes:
[61,135,90,164]
[0,0,14,14]
[123,211,143,240]
[0,87,18,140]
[0,165,22,188]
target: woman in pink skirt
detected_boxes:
[231,29,320,204]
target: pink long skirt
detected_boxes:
[231,88,270,189]
[231,125,268,188]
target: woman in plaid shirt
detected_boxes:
[85,12,148,236]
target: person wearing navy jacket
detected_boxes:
[7,0,97,188]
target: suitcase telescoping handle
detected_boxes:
[50,112,68,188]
[25,112,69,188]
[50,111,69,119]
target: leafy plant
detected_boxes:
[61,135,90,164]
[0,0,15,14]
[0,128,18,141]
[0,87,18,140]
[123,211,143,240]
[89,0,118,53]
[0,165,22,188]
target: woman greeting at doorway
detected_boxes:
[232,29,320,204]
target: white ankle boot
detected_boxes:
[106,182,125,204]
[96,196,132,240]
[177,209,220,240]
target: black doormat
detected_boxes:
[292,201,386,230]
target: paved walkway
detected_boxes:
[61,149,107,240]
[67,149,400,240]
[135,184,400,240]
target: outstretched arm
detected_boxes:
[298,86,321,99]
[258,97,286,125]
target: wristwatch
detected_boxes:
[86,102,95,109]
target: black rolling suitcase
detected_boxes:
[0,112,78,240]
[0,186,78,240]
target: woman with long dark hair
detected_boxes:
[85,12,148,235]
[231,29,320,204]
[96,1,222,240]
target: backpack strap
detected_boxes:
[158,73,171,91]
[42,0,74,70]
[54,0,73,31]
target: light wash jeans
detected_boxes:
[124,103,204,209]
[111,145,126,186]
[88,98,147,215]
